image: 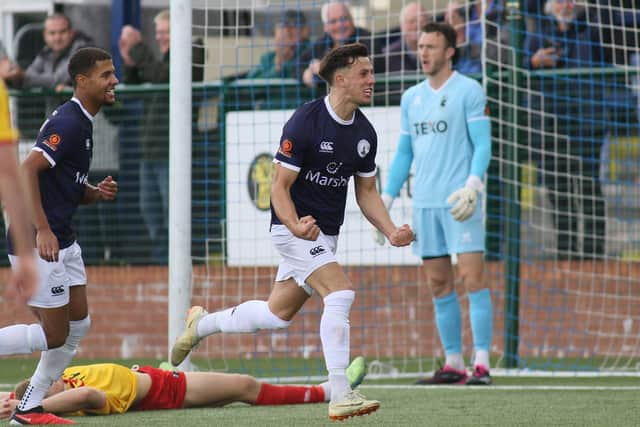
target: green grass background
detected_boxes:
[1,358,638,426]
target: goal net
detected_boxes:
[172,0,640,379]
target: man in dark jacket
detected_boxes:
[300,2,374,87]
[0,13,91,91]
[119,9,204,263]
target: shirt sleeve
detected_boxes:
[274,112,308,172]
[33,119,73,167]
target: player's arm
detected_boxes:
[446,85,492,222]
[0,145,33,257]
[383,132,413,201]
[356,175,414,247]
[271,162,319,241]
[22,150,59,262]
[80,176,118,204]
[1,387,105,419]
[42,387,107,414]
[382,91,414,205]
[0,145,38,303]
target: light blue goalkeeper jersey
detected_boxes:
[392,71,488,208]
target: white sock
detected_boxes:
[197,300,290,336]
[474,350,490,369]
[445,354,465,371]
[0,324,47,355]
[320,290,355,402]
[18,316,90,411]
[319,382,331,402]
[19,347,75,411]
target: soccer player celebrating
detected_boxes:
[0,79,38,305]
[0,47,119,425]
[171,43,414,420]
[375,22,493,385]
[0,358,367,418]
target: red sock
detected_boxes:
[255,383,325,405]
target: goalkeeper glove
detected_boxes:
[447,176,483,222]
[372,193,394,245]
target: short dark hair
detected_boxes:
[68,47,112,87]
[45,13,72,30]
[318,43,369,85]
[421,22,457,50]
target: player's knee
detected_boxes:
[429,277,453,298]
[236,374,260,401]
[42,328,68,349]
[267,307,293,327]
[459,271,484,293]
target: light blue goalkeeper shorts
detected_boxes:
[412,206,485,258]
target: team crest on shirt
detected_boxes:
[356,139,370,158]
[42,133,61,151]
[278,139,293,158]
[440,96,447,107]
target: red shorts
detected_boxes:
[136,366,187,411]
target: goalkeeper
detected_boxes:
[0,358,367,419]
[374,22,493,385]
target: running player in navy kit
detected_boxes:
[171,43,415,421]
[0,47,119,425]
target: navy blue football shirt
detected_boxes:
[271,96,377,235]
[8,98,94,253]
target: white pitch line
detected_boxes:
[360,385,640,391]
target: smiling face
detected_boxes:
[324,3,355,45]
[78,59,119,107]
[418,31,454,77]
[44,16,73,54]
[336,56,375,105]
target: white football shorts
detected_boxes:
[270,224,339,295]
[8,241,87,309]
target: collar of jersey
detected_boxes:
[71,97,95,123]
[324,96,354,125]
[426,70,457,94]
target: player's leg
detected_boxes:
[413,208,466,385]
[305,263,379,420]
[171,224,317,366]
[12,243,89,424]
[200,279,308,334]
[458,252,493,385]
[448,207,493,385]
[170,280,308,366]
[182,372,326,407]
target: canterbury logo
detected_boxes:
[309,246,326,257]
[319,141,333,153]
[51,286,65,296]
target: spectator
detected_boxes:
[300,2,373,87]
[524,0,608,258]
[0,13,92,91]
[119,9,204,264]
[376,2,430,73]
[445,1,482,75]
[245,10,310,79]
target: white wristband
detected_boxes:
[465,175,484,192]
